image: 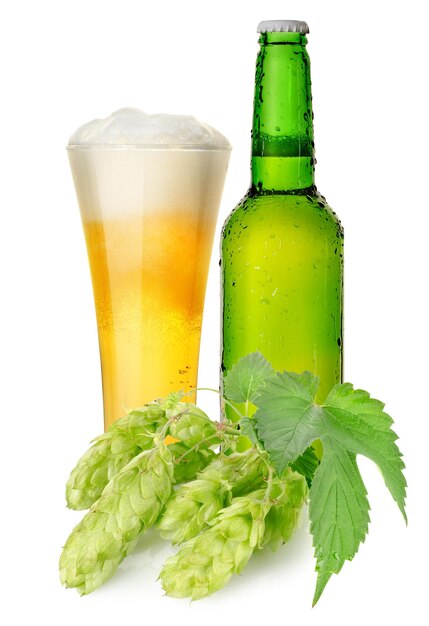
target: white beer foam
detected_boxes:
[69,108,230,149]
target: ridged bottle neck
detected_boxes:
[251,32,315,193]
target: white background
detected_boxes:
[0,0,427,624]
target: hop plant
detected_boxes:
[158,449,268,544]
[65,405,167,510]
[60,354,406,604]
[60,441,174,595]
[160,471,307,600]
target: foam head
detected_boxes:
[67,108,231,221]
[68,108,231,149]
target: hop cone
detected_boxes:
[164,401,220,482]
[160,472,307,600]
[168,403,221,448]
[160,487,270,599]
[158,449,267,544]
[168,442,216,483]
[66,405,167,510]
[60,442,174,595]
[261,471,308,550]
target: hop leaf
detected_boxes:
[254,371,322,472]
[310,442,370,605]
[253,373,407,604]
[290,446,320,487]
[223,352,275,404]
[322,384,406,520]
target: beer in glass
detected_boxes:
[68,108,230,429]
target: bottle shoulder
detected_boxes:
[222,188,343,238]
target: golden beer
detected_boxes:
[68,110,230,429]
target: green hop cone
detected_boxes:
[168,403,221,448]
[262,471,308,550]
[66,405,167,510]
[158,449,268,544]
[160,471,306,600]
[162,392,221,483]
[160,487,270,600]
[60,441,173,595]
[158,476,229,545]
[166,402,221,483]
[168,442,216,483]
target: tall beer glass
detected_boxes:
[68,109,230,430]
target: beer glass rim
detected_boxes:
[67,144,232,152]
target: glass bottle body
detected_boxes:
[221,188,343,412]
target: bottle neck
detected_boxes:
[251,32,315,192]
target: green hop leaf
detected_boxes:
[223,352,275,404]
[254,371,322,473]
[322,384,406,520]
[290,446,320,487]
[310,440,370,605]
[253,373,407,604]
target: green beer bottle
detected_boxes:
[221,20,343,417]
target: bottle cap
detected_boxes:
[257,20,309,34]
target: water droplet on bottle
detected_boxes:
[260,298,270,305]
